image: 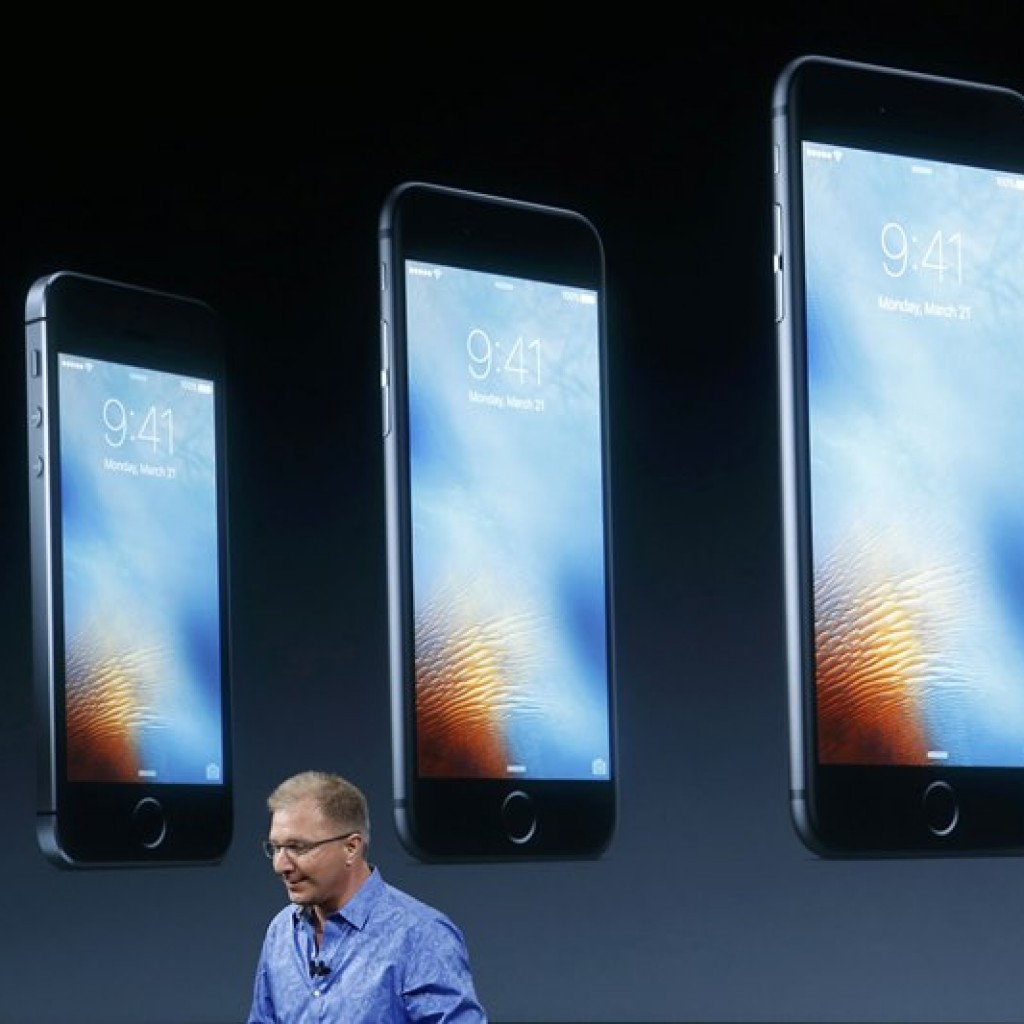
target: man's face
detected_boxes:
[268,797,351,912]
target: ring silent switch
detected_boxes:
[923,780,959,837]
[501,790,537,845]
[132,797,167,849]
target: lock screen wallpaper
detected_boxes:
[404,261,610,781]
[58,354,224,783]
[803,143,1024,767]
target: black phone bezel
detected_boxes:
[776,57,1024,856]
[27,270,233,867]
[380,182,617,860]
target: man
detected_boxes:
[248,770,488,1023]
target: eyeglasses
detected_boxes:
[262,831,358,860]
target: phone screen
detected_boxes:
[404,259,612,783]
[56,352,225,785]
[801,141,1024,768]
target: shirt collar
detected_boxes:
[290,864,382,932]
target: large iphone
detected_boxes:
[774,55,1024,855]
[379,182,616,859]
[26,271,232,867]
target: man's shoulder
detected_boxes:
[373,873,453,928]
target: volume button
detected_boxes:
[773,202,785,325]
[380,320,391,439]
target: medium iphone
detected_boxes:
[26,271,232,866]
[379,182,616,859]
[773,55,1024,855]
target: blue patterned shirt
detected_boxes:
[247,866,488,1023]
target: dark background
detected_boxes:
[3,11,1024,1023]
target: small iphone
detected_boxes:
[379,181,617,859]
[25,270,233,867]
[773,55,1024,855]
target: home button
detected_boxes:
[923,780,958,837]
[132,797,167,849]
[501,790,537,845]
